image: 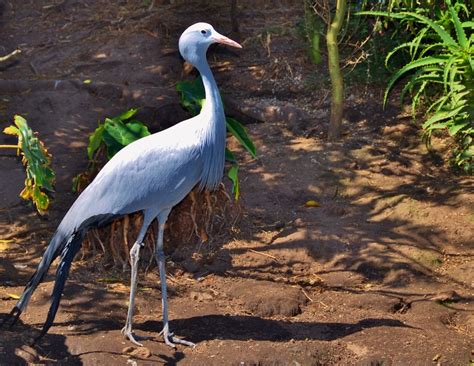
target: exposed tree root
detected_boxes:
[79,183,241,269]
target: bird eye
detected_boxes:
[200,30,207,35]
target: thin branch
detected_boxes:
[0,49,21,62]
[248,249,278,261]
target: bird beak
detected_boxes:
[212,33,242,48]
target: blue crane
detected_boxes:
[1,22,242,348]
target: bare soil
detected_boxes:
[1,1,473,365]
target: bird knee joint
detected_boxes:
[155,249,166,261]
[129,243,141,261]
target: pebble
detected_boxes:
[130,347,152,359]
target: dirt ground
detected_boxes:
[0,1,473,365]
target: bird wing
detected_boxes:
[59,118,204,232]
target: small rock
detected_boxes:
[189,291,213,302]
[230,280,307,317]
[14,345,39,363]
[122,346,135,354]
[430,290,462,303]
[130,347,152,359]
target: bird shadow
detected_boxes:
[0,317,81,365]
[138,314,412,343]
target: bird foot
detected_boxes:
[159,329,195,348]
[121,326,150,347]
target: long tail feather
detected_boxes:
[1,230,68,328]
[2,211,117,337]
[35,232,84,341]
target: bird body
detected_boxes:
[64,115,208,227]
[3,22,241,348]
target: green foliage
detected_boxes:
[358,0,474,173]
[73,109,150,192]
[227,166,240,201]
[176,76,205,115]
[302,0,323,65]
[87,109,150,160]
[3,115,55,214]
[176,76,257,198]
[226,117,257,158]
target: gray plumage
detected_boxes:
[2,22,242,348]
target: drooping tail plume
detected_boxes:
[37,231,84,340]
[1,230,69,329]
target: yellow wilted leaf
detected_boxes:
[108,283,129,293]
[6,293,20,300]
[20,185,33,200]
[0,240,14,251]
[3,125,19,135]
[305,200,320,207]
[83,79,92,84]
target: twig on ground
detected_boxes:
[301,288,314,302]
[0,49,21,62]
[249,249,278,261]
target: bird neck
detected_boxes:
[195,60,226,191]
[197,62,224,118]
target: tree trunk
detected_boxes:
[326,0,347,141]
[304,0,322,65]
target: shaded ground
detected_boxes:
[1,1,473,365]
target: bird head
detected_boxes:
[178,22,242,67]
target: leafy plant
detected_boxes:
[73,109,150,192]
[2,115,55,214]
[358,0,474,173]
[176,76,257,197]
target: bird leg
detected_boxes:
[155,221,195,348]
[121,242,144,346]
[121,214,153,347]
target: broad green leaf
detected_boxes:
[125,121,151,139]
[102,129,126,159]
[87,124,105,160]
[226,117,257,158]
[176,77,205,115]
[104,119,149,147]
[114,108,138,122]
[225,148,237,163]
[227,165,240,200]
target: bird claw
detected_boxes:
[121,326,143,347]
[161,329,195,348]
